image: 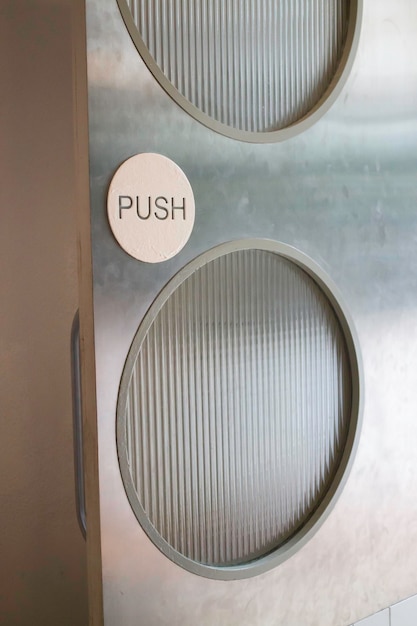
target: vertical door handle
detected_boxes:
[71,310,87,538]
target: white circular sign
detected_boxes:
[107,153,195,263]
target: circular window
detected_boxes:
[116,0,362,141]
[117,240,361,579]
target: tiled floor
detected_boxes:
[390,595,417,626]
[353,594,417,626]
[354,608,389,626]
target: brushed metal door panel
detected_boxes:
[83,1,417,624]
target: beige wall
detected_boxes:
[0,1,88,623]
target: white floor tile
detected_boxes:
[354,608,390,626]
[390,594,417,626]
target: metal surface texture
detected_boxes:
[84,0,417,624]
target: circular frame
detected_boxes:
[117,239,363,580]
[116,1,363,143]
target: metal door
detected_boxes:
[76,1,417,624]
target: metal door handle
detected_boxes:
[71,310,87,538]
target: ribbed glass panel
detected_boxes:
[123,249,352,566]
[123,0,350,132]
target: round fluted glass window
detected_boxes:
[117,240,361,579]
[117,1,362,141]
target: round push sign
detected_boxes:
[107,153,195,263]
